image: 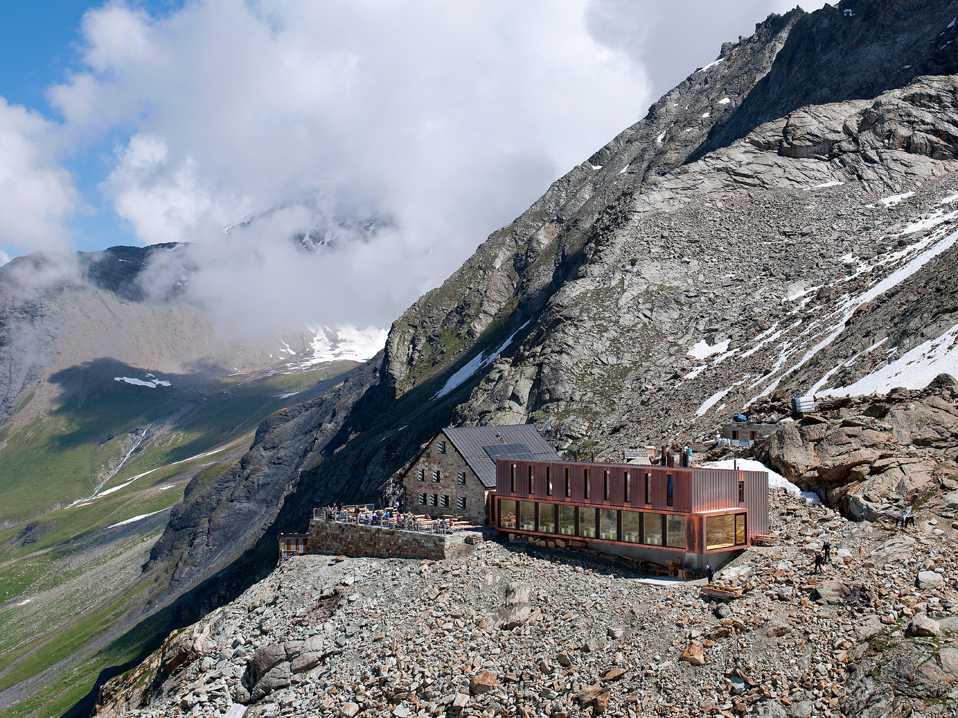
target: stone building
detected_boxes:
[402,425,561,525]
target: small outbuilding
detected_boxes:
[401,424,560,525]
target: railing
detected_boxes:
[315,507,472,535]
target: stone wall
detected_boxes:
[402,432,490,524]
[306,519,466,560]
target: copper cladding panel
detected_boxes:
[744,470,769,537]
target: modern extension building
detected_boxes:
[494,459,768,569]
[401,424,561,525]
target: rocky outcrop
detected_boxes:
[750,374,958,520]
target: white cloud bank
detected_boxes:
[0,0,807,336]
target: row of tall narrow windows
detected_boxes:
[508,466,673,507]
[498,499,746,550]
[417,469,467,485]
[417,494,467,510]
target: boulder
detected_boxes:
[470,670,497,695]
[908,614,941,637]
[250,644,286,679]
[916,571,943,589]
[752,700,787,718]
[250,661,291,701]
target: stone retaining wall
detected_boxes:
[306,519,461,560]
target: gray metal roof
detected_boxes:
[443,425,561,488]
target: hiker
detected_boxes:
[440,518,448,534]
[814,552,824,574]
[823,540,831,563]
[706,564,714,584]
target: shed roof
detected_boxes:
[443,425,561,488]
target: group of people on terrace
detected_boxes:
[321,503,458,534]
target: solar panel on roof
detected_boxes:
[482,443,538,461]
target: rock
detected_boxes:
[470,670,497,695]
[593,691,612,714]
[909,614,942,637]
[250,644,286,679]
[340,704,359,717]
[537,658,554,674]
[250,661,291,701]
[607,626,624,640]
[752,701,787,718]
[916,571,943,589]
[603,667,626,681]
[679,642,706,666]
[714,603,732,619]
[556,651,572,667]
[452,693,470,708]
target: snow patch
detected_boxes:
[804,181,844,191]
[656,132,665,143]
[591,165,603,170]
[300,325,387,366]
[695,57,724,73]
[820,321,958,397]
[695,377,748,417]
[688,338,730,360]
[15,599,31,607]
[107,509,167,529]
[718,97,731,104]
[619,165,630,174]
[701,112,710,118]
[880,191,914,207]
[114,377,171,388]
[434,322,530,399]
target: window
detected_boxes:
[558,504,575,536]
[644,473,651,505]
[577,507,596,538]
[429,494,437,507]
[749,431,757,442]
[440,495,449,508]
[666,515,686,549]
[418,493,426,505]
[538,503,556,534]
[738,480,744,502]
[457,472,466,485]
[731,430,739,441]
[735,514,747,545]
[643,513,663,546]
[500,500,517,529]
[603,471,610,502]
[519,501,535,531]
[431,470,440,483]
[437,441,446,454]
[564,468,571,497]
[584,469,591,500]
[510,464,516,493]
[417,468,425,482]
[599,508,617,541]
[621,510,640,543]
[624,472,630,503]
[546,466,552,496]
[528,465,534,494]
[457,496,467,511]
[667,475,673,507]
[706,514,735,550]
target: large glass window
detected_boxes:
[558,504,575,535]
[643,513,663,545]
[519,501,535,531]
[735,514,747,545]
[599,508,617,541]
[621,511,640,543]
[500,500,517,529]
[539,503,556,534]
[577,507,596,538]
[666,515,686,549]
[706,514,735,550]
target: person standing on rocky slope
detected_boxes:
[823,540,831,563]
[814,551,824,574]
[706,564,714,584]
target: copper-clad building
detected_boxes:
[494,459,768,569]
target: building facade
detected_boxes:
[401,425,561,525]
[493,459,768,569]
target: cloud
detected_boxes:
[0,97,76,254]
[47,0,651,331]
[586,0,813,98]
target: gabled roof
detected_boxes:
[443,425,561,489]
